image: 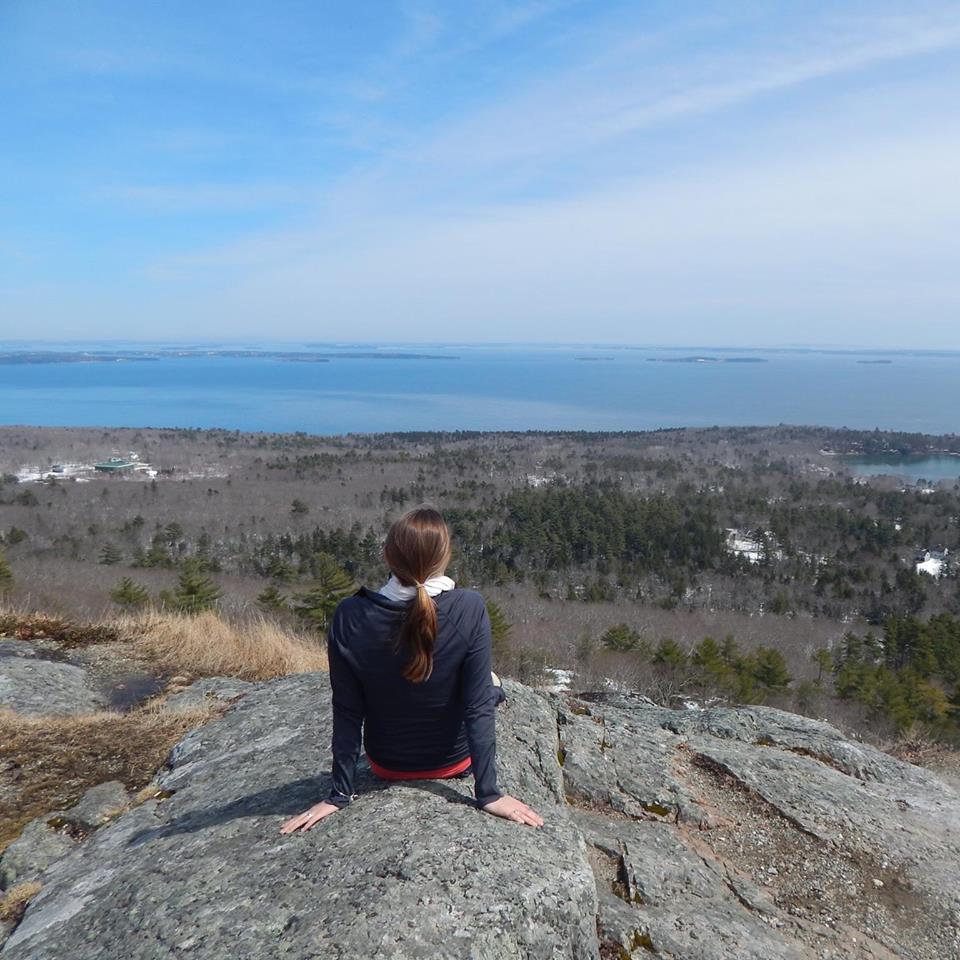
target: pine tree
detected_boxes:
[170,558,223,614]
[265,556,295,583]
[99,542,123,565]
[486,600,512,662]
[293,553,353,631]
[752,647,791,692]
[257,584,288,611]
[812,648,833,685]
[0,550,12,594]
[692,635,733,692]
[599,623,644,653]
[653,637,688,669]
[110,576,150,609]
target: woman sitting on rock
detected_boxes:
[281,505,544,833]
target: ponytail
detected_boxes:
[383,506,451,683]
[398,582,438,682]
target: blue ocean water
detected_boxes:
[842,456,960,482]
[0,343,959,435]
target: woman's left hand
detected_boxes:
[280,801,340,834]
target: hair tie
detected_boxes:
[414,580,425,589]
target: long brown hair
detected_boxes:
[384,506,452,683]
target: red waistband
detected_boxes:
[367,753,472,780]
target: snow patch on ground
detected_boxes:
[540,667,574,694]
[916,557,947,578]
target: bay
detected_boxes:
[844,456,960,483]
[0,343,958,435]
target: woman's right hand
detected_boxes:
[481,794,544,827]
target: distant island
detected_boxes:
[291,351,458,360]
[0,349,458,365]
[857,359,893,364]
[646,356,768,364]
[0,352,160,365]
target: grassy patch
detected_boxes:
[0,610,121,647]
[119,610,328,681]
[0,705,217,853]
[1,607,328,682]
[882,721,960,771]
[0,882,41,926]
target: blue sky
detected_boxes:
[1,1,959,347]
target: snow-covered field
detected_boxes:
[16,457,158,483]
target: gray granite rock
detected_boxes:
[4,680,959,960]
[57,782,129,832]
[3,677,598,960]
[0,641,105,716]
[0,781,131,892]
[556,693,960,960]
[162,676,254,712]
[0,819,77,892]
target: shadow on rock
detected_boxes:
[127,771,476,847]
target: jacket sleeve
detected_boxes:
[461,600,503,808]
[324,617,365,808]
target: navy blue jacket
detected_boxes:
[324,586,503,809]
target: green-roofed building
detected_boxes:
[94,457,138,473]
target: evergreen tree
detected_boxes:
[257,584,288,611]
[0,550,12,594]
[169,558,223,614]
[196,531,212,558]
[600,623,644,653]
[752,648,791,692]
[486,599,512,662]
[265,555,295,583]
[653,638,688,669]
[691,636,732,691]
[770,590,790,615]
[293,553,353,631]
[110,576,150,609]
[99,542,123,565]
[812,648,833,685]
[138,532,173,568]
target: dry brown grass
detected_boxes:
[1,605,328,682]
[881,721,960,772]
[0,882,41,925]
[0,609,121,646]
[116,610,328,681]
[0,705,218,854]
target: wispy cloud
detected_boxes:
[401,8,960,175]
[5,1,960,346]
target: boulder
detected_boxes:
[2,676,597,960]
[54,781,129,832]
[0,641,105,716]
[0,782,129,892]
[555,692,960,959]
[2,680,958,959]
[0,820,76,893]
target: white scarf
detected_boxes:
[378,573,455,602]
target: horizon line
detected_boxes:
[2,339,960,356]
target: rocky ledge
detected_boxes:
[2,675,958,959]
